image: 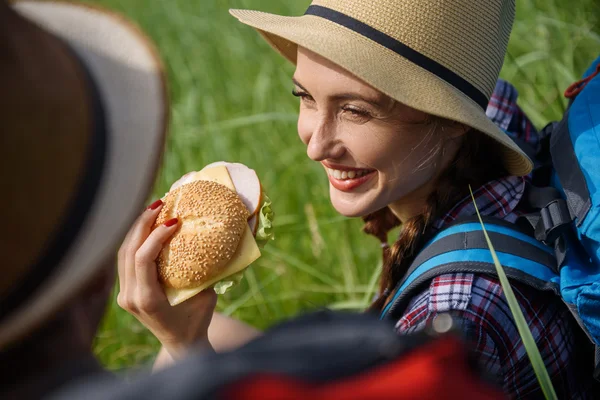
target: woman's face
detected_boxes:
[293,47,462,220]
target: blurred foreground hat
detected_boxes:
[0,0,168,347]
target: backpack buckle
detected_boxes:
[535,198,571,245]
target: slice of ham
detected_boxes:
[248,214,259,235]
[168,161,263,228]
[203,162,262,217]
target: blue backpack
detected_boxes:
[380,56,600,379]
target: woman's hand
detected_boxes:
[117,200,217,360]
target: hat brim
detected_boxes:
[1,1,169,347]
[230,9,533,177]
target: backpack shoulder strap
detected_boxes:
[380,216,560,320]
[551,58,600,225]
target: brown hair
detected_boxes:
[366,121,509,312]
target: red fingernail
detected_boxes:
[147,199,163,210]
[164,218,178,227]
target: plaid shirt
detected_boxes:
[394,80,595,399]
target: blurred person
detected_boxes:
[118,1,597,399]
[0,0,172,397]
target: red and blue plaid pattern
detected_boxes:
[395,80,596,399]
[486,79,540,154]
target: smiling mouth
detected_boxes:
[324,167,376,192]
[325,167,373,180]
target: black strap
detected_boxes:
[0,41,108,320]
[595,346,600,381]
[408,230,558,277]
[525,185,564,210]
[509,136,539,162]
[529,123,556,188]
[549,111,592,224]
[520,185,573,246]
[303,5,488,110]
[553,235,568,269]
[517,184,574,269]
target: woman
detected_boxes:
[118,0,596,398]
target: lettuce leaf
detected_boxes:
[213,271,245,295]
[255,194,275,248]
[211,194,275,294]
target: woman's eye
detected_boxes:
[292,90,314,103]
[343,106,371,119]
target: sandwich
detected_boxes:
[152,162,274,306]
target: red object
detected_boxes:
[221,336,506,400]
[564,63,600,99]
[147,199,163,210]
[164,218,178,227]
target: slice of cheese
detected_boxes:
[165,227,260,305]
[165,166,261,306]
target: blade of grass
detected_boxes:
[222,271,280,316]
[263,247,340,287]
[179,112,298,137]
[339,227,358,301]
[469,185,557,400]
[243,267,269,318]
[361,259,383,308]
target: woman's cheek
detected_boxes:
[343,127,393,170]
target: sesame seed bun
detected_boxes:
[153,179,250,290]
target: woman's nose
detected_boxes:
[300,114,345,162]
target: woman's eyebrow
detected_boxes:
[292,77,384,108]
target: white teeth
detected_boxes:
[327,168,370,180]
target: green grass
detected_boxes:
[86,0,600,371]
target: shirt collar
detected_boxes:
[433,175,526,231]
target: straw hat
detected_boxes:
[230,0,533,176]
[0,0,168,348]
